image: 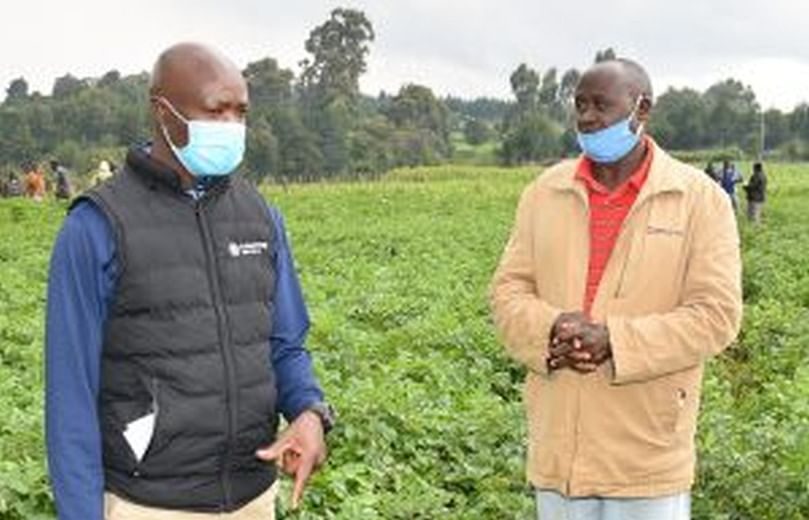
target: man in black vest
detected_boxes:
[45,42,333,520]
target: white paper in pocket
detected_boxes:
[123,412,156,463]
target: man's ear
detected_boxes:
[637,96,653,123]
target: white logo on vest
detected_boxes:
[227,241,269,257]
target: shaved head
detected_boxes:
[613,58,653,101]
[150,42,244,102]
[581,58,653,103]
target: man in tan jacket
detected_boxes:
[490,59,742,520]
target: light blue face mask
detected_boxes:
[157,97,246,177]
[576,97,644,164]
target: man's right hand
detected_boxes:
[255,411,327,509]
[548,312,611,373]
[548,312,593,371]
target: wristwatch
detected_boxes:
[304,402,336,434]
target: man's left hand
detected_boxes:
[255,411,327,509]
[550,316,612,373]
[572,321,612,372]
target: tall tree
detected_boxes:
[761,109,790,151]
[98,70,121,88]
[649,88,706,149]
[558,68,581,121]
[387,85,449,136]
[5,78,29,101]
[298,8,375,176]
[594,48,617,63]
[789,103,809,141]
[501,63,561,163]
[52,74,86,98]
[244,118,280,180]
[463,118,492,145]
[500,114,561,165]
[300,8,375,105]
[272,108,324,179]
[703,79,759,149]
[244,58,294,109]
[509,64,539,115]
[386,84,451,161]
[538,67,559,108]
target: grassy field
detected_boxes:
[0,163,807,519]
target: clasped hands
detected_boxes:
[547,311,612,373]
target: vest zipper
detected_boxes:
[195,199,237,510]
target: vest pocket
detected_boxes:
[102,377,164,476]
[102,400,151,474]
[136,378,164,464]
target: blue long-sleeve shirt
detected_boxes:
[45,198,323,520]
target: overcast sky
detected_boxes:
[2,0,808,111]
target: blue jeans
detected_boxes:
[536,489,690,520]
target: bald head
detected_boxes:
[150,42,244,100]
[581,58,653,102]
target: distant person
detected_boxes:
[51,160,73,200]
[704,161,720,183]
[744,162,767,224]
[24,166,46,201]
[490,58,742,520]
[720,160,743,211]
[6,172,22,197]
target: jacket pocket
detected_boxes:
[643,369,699,442]
[651,377,686,437]
[592,370,692,449]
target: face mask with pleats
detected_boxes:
[156,97,246,177]
[576,96,645,163]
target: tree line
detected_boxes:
[2,11,809,182]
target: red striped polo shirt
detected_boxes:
[576,138,654,315]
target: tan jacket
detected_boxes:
[490,141,742,498]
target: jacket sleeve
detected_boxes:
[607,182,743,384]
[490,182,562,375]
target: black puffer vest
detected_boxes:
[75,147,278,511]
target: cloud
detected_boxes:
[0,0,807,110]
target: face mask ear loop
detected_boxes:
[155,96,189,125]
[153,96,189,151]
[631,95,646,136]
